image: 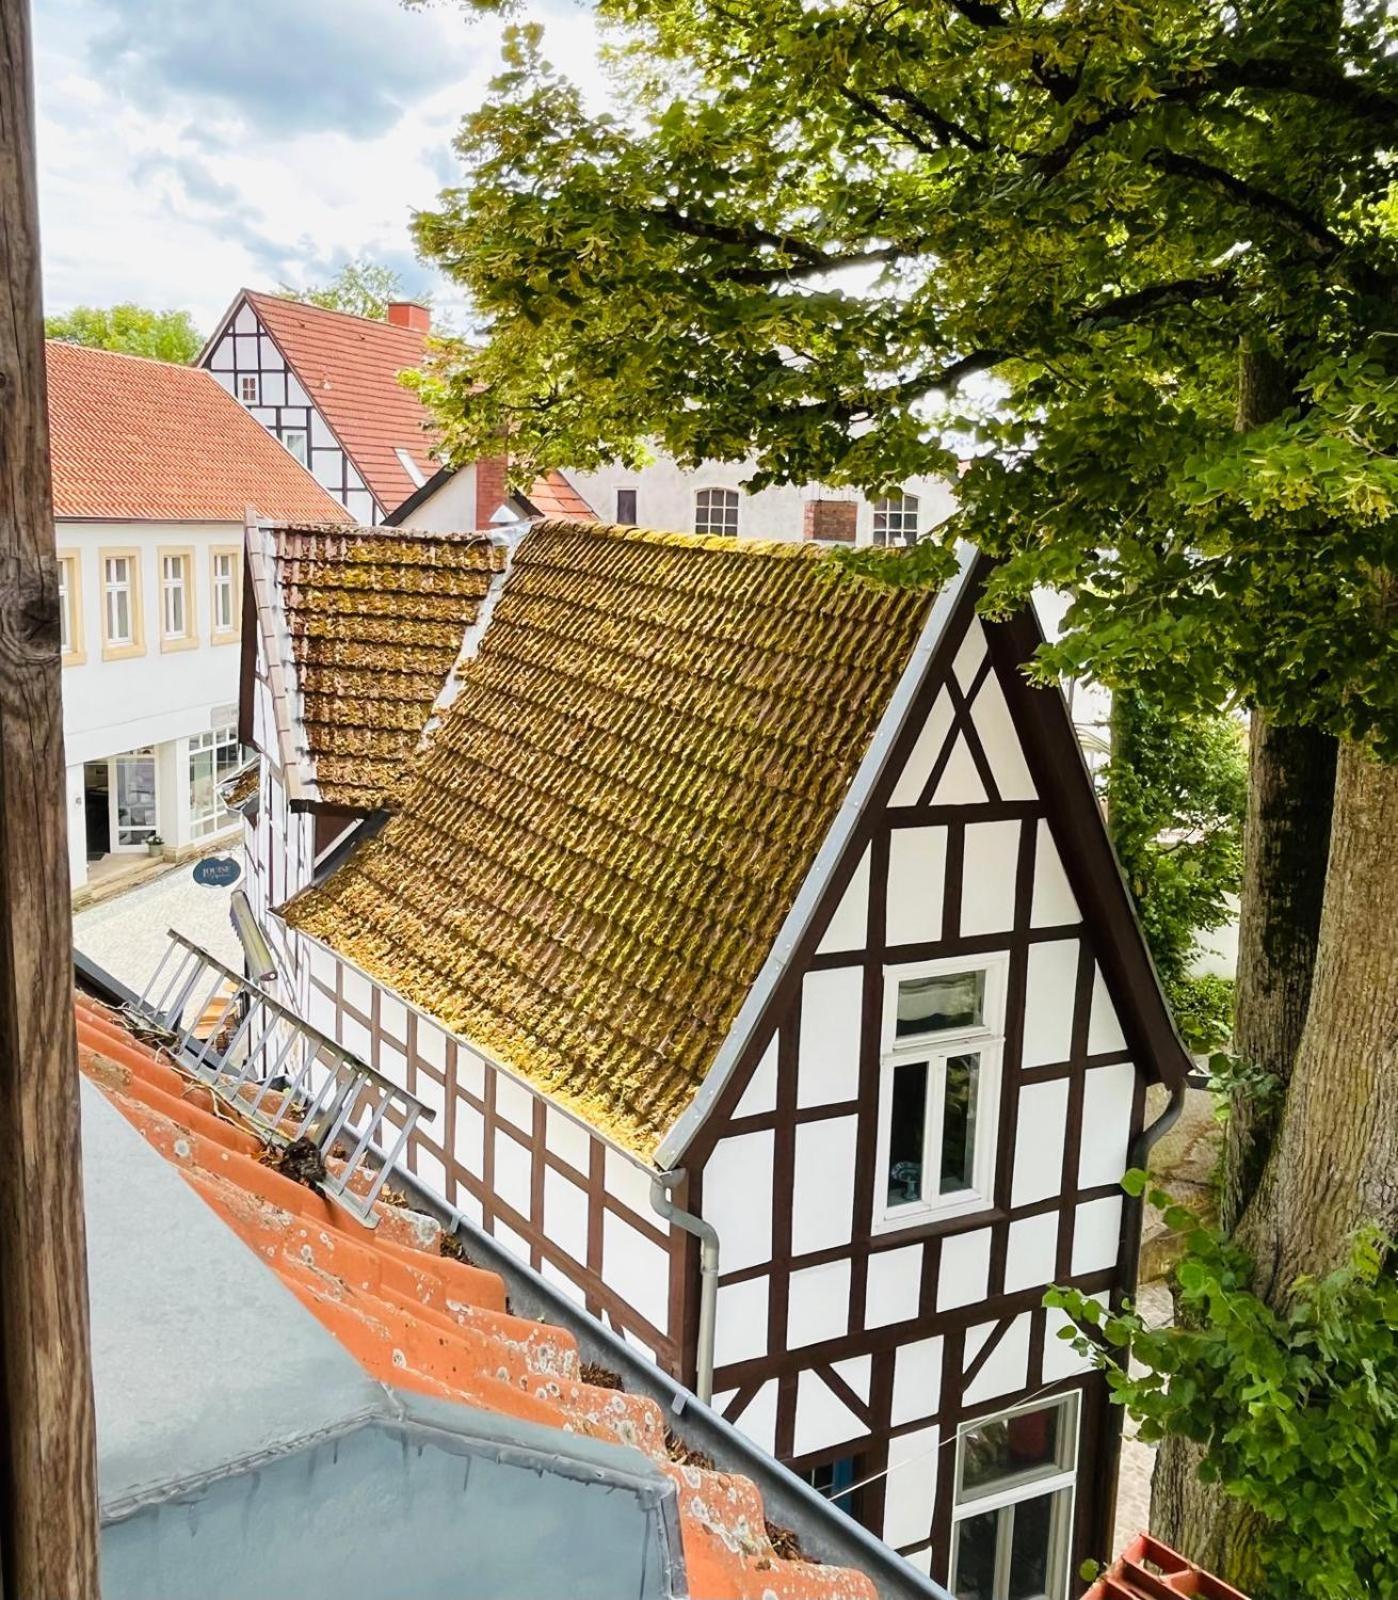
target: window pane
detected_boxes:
[886,1058,928,1206]
[115,753,157,844]
[1007,1491,1061,1600]
[952,1508,999,1600]
[896,970,986,1039]
[284,430,308,465]
[940,1052,980,1193]
[961,1403,1069,1499]
[616,488,637,525]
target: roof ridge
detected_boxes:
[44,340,210,373]
[529,514,914,566]
[247,289,429,337]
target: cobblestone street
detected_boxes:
[74,849,244,995]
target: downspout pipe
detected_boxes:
[1094,1077,1190,1556]
[650,1170,719,1406]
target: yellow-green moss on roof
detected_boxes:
[272,525,505,810]
[285,518,933,1155]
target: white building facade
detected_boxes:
[46,341,350,895]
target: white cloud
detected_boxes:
[32,0,607,334]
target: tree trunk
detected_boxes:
[1151,346,1337,1574]
[1237,740,1398,1292]
[1219,716,1335,1230]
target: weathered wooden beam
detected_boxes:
[0,1,101,1593]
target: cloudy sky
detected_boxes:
[33,0,604,336]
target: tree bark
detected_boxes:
[1150,346,1338,1575]
[1237,740,1398,1292]
[1219,716,1336,1230]
[0,1,102,1593]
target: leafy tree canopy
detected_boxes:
[412,0,1398,751]
[1105,692,1247,1052]
[44,303,203,364]
[279,259,418,322]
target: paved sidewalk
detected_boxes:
[74,849,245,995]
[1111,1279,1173,1554]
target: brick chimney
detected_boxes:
[474,455,511,528]
[386,301,431,333]
[802,499,857,543]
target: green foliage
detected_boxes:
[1047,1190,1398,1600]
[44,303,203,363]
[411,0,1398,753]
[1104,690,1246,1051]
[1166,973,1236,1056]
[279,259,414,322]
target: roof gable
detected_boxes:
[284,518,934,1153]
[251,522,506,811]
[244,291,439,511]
[46,342,350,524]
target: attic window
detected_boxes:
[875,955,1006,1232]
[239,374,259,405]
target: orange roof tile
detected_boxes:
[246,291,441,513]
[74,991,874,1600]
[46,342,351,525]
[524,469,597,520]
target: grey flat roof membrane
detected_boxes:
[82,1079,683,1599]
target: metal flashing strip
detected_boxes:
[654,541,980,1169]
[415,519,530,744]
[383,1157,957,1600]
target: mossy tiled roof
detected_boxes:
[273,525,506,810]
[285,518,932,1155]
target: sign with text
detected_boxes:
[192,855,242,889]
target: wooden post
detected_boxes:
[0,1,102,1595]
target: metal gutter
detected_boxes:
[654,541,980,1170]
[386,1160,957,1600]
[649,1171,719,1405]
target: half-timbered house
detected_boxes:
[236,514,1190,1599]
[199,290,596,527]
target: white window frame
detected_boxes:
[950,1392,1080,1600]
[57,551,83,666]
[159,549,194,647]
[100,550,142,659]
[188,723,243,840]
[872,492,920,546]
[283,429,310,467]
[239,374,260,405]
[211,548,240,642]
[873,952,1007,1233]
[694,486,740,536]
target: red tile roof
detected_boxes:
[1084,1535,1249,1599]
[74,991,873,1600]
[46,343,351,524]
[239,292,594,525]
[523,470,597,520]
[246,291,439,514]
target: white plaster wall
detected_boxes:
[390,464,480,532]
[566,457,957,545]
[57,520,243,764]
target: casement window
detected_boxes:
[239,374,260,404]
[801,1455,862,1519]
[694,487,740,537]
[57,552,83,666]
[615,488,638,526]
[872,492,920,546]
[211,548,240,642]
[188,723,244,839]
[159,550,195,648]
[874,954,1006,1231]
[283,429,309,467]
[950,1394,1079,1600]
[100,550,143,659]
